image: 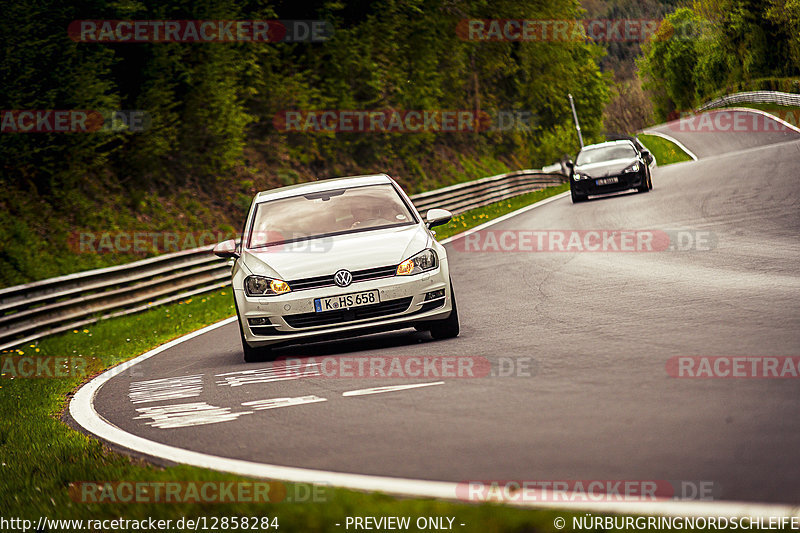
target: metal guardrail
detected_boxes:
[412,170,565,215]
[0,169,565,350]
[697,91,800,112]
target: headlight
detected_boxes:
[624,162,640,173]
[573,173,583,181]
[244,275,291,296]
[396,249,438,276]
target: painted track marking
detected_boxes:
[135,402,253,429]
[69,191,800,517]
[342,382,444,397]
[242,395,327,410]
[128,374,204,404]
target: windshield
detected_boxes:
[247,183,416,248]
[576,144,637,165]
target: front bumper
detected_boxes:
[234,263,452,347]
[572,170,645,196]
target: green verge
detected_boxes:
[1,183,591,532]
[433,182,569,241]
[718,102,800,114]
[636,134,693,166]
[717,102,800,128]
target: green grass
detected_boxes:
[636,134,693,166]
[717,102,800,127]
[434,183,569,241]
[0,154,524,289]
[0,183,597,532]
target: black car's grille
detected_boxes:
[287,265,397,291]
[284,297,413,328]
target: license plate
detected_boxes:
[314,290,380,312]
[596,177,619,186]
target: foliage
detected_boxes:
[0,0,611,287]
[636,133,693,165]
[637,0,800,121]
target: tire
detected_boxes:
[429,282,460,340]
[637,173,650,193]
[239,323,273,362]
[570,188,586,203]
[234,299,273,362]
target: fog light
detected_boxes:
[424,289,445,301]
[248,317,270,326]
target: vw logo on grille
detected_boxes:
[334,269,353,287]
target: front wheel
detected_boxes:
[429,283,460,340]
[240,325,273,362]
[234,300,273,362]
[638,170,652,193]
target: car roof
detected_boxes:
[254,174,394,203]
[579,139,636,152]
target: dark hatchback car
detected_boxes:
[566,140,653,203]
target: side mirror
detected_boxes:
[565,160,574,170]
[641,150,653,164]
[425,208,452,229]
[213,239,239,259]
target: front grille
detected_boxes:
[284,297,413,328]
[287,264,397,291]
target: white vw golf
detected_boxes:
[213,174,459,362]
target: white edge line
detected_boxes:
[68,199,800,518]
[440,190,571,245]
[723,106,800,134]
[639,130,699,161]
[342,381,444,397]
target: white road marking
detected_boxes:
[215,363,320,387]
[134,402,253,429]
[640,130,699,161]
[128,374,204,404]
[342,381,444,397]
[242,395,327,410]
[70,206,800,517]
[440,192,570,246]
[725,106,800,134]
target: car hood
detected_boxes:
[240,224,431,280]
[575,157,638,177]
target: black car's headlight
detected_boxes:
[623,162,640,173]
[244,275,291,296]
[396,249,438,276]
[573,173,585,181]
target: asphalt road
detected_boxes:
[88,109,800,505]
